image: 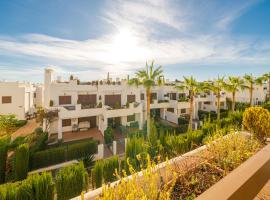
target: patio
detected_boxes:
[62,127,105,143]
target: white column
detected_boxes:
[58,118,63,140]
[113,141,117,155]
[42,119,47,132]
[97,144,104,159]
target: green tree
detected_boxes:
[0,137,9,183]
[0,115,18,136]
[223,76,246,112]
[128,61,164,137]
[36,107,58,132]
[262,72,270,101]
[204,76,225,122]
[243,106,270,142]
[176,76,202,131]
[243,74,263,106]
[15,143,29,181]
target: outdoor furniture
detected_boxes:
[78,121,90,131]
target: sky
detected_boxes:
[0,0,270,82]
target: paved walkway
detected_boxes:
[12,119,40,139]
[254,179,270,200]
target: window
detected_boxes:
[127,95,136,103]
[167,108,174,113]
[170,93,176,100]
[181,108,186,114]
[59,96,71,105]
[151,93,157,102]
[204,101,211,105]
[34,93,36,98]
[127,114,135,122]
[140,93,144,100]
[62,119,71,127]
[2,96,12,104]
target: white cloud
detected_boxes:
[0,0,269,81]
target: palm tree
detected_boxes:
[243,74,263,106]
[128,61,164,137]
[204,76,225,121]
[262,72,270,101]
[175,76,201,131]
[223,76,246,112]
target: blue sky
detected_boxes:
[0,0,270,82]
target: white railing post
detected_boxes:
[97,144,104,159]
[113,141,117,155]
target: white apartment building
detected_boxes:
[226,84,268,105]
[44,68,228,140]
[0,81,36,120]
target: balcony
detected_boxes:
[104,102,142,118]
[57,104,104,119]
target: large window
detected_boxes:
[59,96,71,105]
[2,96,12,104]
[181,108,186,114]
[140,93,144,100]
[167,108,174,113]
[127,95,136,103]
[62,119,71,127]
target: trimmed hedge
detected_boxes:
[31,140,98,170]
[67,140,97,160]
[15,143,29,181]
[0,138,8,183]
[0,172,55,200]
[30,146,66,169]
[56,162,88,200]
[30,132,48,153]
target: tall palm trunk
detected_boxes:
[146,88,151,137]
[249,83,253,106]
[217,93,221,121]
[232,92,236,112]
[188,92,194,131]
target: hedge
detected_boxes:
[0,138,8,183]
[31,140,98,170]
[67,140,98,160]
[103,156,119,183]
[15,143,29,181]
[91,160,103,188]
[30,146,66,169]
[56,162,88,200]
[0,172,55,200]
[104,127,114,144]
[30,132,48,153]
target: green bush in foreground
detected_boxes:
[0,137,8,183]
[15,143,29,181]
[0,172,55,200]
[92,160,104,188]
[56,162,88,200]
[103,156,119,183]
[104,127,114,144]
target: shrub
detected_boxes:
[263,101,270,111]
[129,121,139,129]
[164,134,188,157]
[0,137,8,183]
[30,132,48,153]
[67,140,97,160]
[206,131,260,172]
[56,162,88,200]
[104,127,114,144]
[15,120,27,127]
[92,160,104,188]
[243,107,270,142]
[0,172,55,200]
[8,136,26,150]
[30,147,66,169]
[98,155,176,200]
[187,130,204,149]
[34,127,44,134]
[178,117,188,125]
[15,143,29,181]
[235,102,249,111]
[125,137,146,171]
[103,156,119,183]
